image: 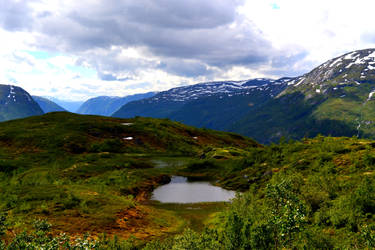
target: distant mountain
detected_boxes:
[231,48,375,143]
[113,48,375,144]
[112,78,292,131]
[77,92,156,116]
[32,96,66,113]
[47,98,84,113]
[0,85,44,121]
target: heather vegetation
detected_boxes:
[0,113,374,249]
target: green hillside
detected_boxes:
[0,113,374,248]
[112,79,288,132]
[232,49,375,143]
[145,136,375,249]
[0,112,257,247]
[0,112,374,249]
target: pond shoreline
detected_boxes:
[150,175,236,204]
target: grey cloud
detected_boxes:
[1,0,306,81]
[0,0,35,31]
[361,32,375,44]
[125,0,242,29]
[31,0,271,67]
[270,51,308,68]
[157,59,214,77]
[97,72,131,82]
[98,72,119,81]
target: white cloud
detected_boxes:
[240,0,375,69]
[0,0,375,101]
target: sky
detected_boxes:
[1,0,375,101]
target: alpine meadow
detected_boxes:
[1,0,375,249]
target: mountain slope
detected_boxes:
[48,98,84,112]
[0,84,44,121]
[231,48,375,143]
[113,78,292,130]
[32,96,66,113]
[0,112,257,155]
[0,111,258,241]
[77,92,155,116]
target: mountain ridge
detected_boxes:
[0,84,44,121]
[113,48,375,143]
[77,92,156,116]
[32,96,66,113]
[112,77,293,130]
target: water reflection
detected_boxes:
[151,176,236,203]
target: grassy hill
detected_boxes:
[231,49,375,143]
[0,112,257,245]
[0,112,374,249]
[146,136,375,249]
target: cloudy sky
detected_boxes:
[1,0,375,101]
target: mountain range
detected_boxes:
[1,48,375,143]
[112,78,292,130]
[113,48,375,143]
[77,92,156,116]
[231,48,375,143]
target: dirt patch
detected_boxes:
[121,175,171,202]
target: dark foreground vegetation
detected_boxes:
[0,112,374,249]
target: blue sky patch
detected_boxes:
[67,65,97,78]
[25,50,55,59]
[271,3,280,9]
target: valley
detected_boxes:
[0,49,375,248]
[0,112,257,247]
[0,112,374,248]
[2,1,375,248]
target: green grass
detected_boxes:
[1,112,375,248]
[150,202,230,232]
[0,112,257,242]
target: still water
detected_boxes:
[151,176,236,203]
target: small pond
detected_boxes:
[151,176,236,203]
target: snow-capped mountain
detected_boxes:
[146,78,293,103]
[284,48,375,96]
[5,49,375,144]
[232,48,375,143]
[0,85,44,121]
[112,78,292,130]
[114,48,375,144]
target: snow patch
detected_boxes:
[287,80,296,85]
[123,137,133,140]
[344,52,358,60]
[294,78,305,86]
[368,90,375,101]
[330,58,342,67]
[363,51,375,60]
